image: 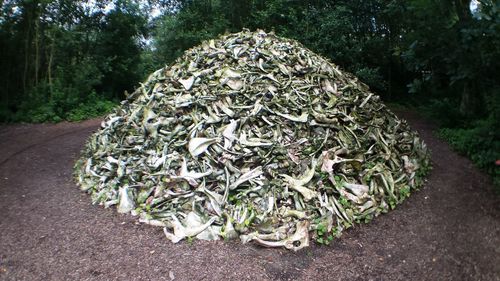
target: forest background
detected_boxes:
[0,0,498,188]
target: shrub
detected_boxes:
[12,88,116,123]
[66,94,117,122]
[420,98,465,128]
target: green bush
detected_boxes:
[12,89,116,123]
[0,107,13,123]
[355,67,386,93]
[66,94,117,122]
[420,98,465,128]
[20,103,61,123]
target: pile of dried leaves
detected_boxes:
[75,29,430,250]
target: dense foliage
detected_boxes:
[0,0,498,189]
[0,0,147,122]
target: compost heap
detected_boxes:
[75,29,430,250]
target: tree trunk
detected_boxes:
[459,81,483,118]
[454,0,472,22]
[23,8,32,95]
[34,13,40,88]
[47,33,54,99]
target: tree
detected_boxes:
[0,0,148,121]
[96,0,148,99]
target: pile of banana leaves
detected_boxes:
[74,29,430,250]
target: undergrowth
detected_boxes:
[420,98,500,193]
[3,91,116,123]
[438,119,500,192]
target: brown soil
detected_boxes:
[0,111,499,281]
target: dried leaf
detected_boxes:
[275,111,308,123]
[117,186,135,214]
[223,119,238,149]
[188,137,218,157]
[179,76,195,90]
[230,167,263,190]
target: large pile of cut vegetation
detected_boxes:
[75,30,430,250]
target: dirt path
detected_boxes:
[0,112,499,281]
